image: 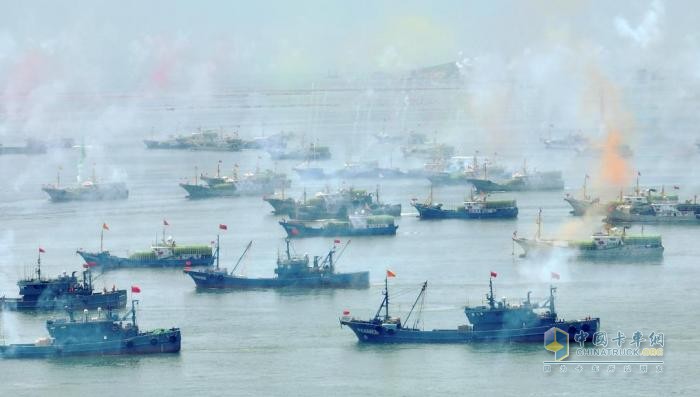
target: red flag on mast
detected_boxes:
[163,219,169,226]
[490,271,498,278]
[38,247,46,253]
[334,239,341,244]
[102,223,110,231]
[386,269,396,278]
[131,285,141,293]
[219,224,228,230]
[551,272,560,280]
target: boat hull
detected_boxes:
[0,291,127,311]
[468,177,564,192]
[605,211,700,224]
[341,319,599,344]
[77,250,215,269]
[413,204,517,219]
[513,238,664,260]
[179,183,238,198]
[279,221,398,238]
[186,270,370,289]
[0,329,181,358]
[42,184,129,202]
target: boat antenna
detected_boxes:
[583,174,589,200]
[376,184,380,204]
[404,281,428,329]
[536,208,542,240]
[285,238,292,260]
[56,165,62,188]
[217,160,222,178]
[195,166,198,185]
[230,240,253,275]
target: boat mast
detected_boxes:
[549,285,557,316]
[100,223,104,252]
[403,281,428,327]
[285,238,291,260]
[131,299,138,327]
[536,208,542,240]
[384,276,389,320]
[216,234,220,270]
[230,240,253,275]
[374,276,390,321]
[583,175,589,200]
[487,276,496,309]
[37,250,42,280]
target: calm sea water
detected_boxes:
[1,85,699,396]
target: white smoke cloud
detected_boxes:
[614,0,665,48]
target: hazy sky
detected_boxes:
[1,0,696,92]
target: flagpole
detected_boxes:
[216,234,220,270]
[100,226,104,252]
[37,250,41,280]
[384,275,389,320]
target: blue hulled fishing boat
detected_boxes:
[340,274,598,343]
[411,187,517,220]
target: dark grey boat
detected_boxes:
[186,239,369,289]
[0,300,180,358]
[341,274,599,344]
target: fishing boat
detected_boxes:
[279,215,398,238]
[293,161,409,180]
[268,143,331,160]
[0,139,47,155]
[264,186,401,219]
[76,224,216,269]
[0,299,180,358]
[513,210,663,260]
[144,129,243,151]
[41,145,128,202]
[468,168,564,193]
[0,251,126,311]
[427,154,509,186]
[185,239,369,289]
[605,201,700,224]
[542,133,589,150]
[340,274,599,343]
[182,163,291,198]
[411,187,517,219]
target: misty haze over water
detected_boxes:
[0,1,699,396]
